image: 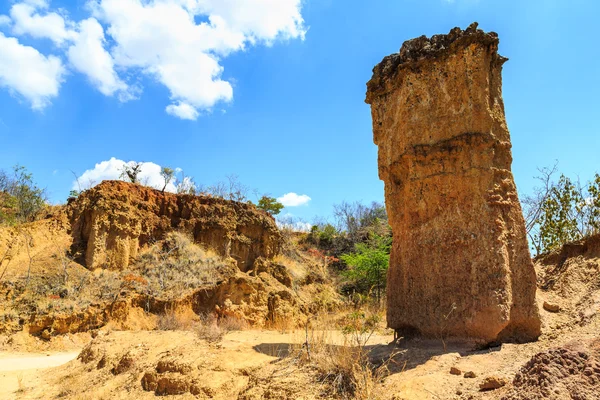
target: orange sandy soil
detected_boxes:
[0,299,597,400]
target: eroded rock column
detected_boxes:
[365,23,541,343]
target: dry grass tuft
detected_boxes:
[136,232,232,298]
[284,311,393,399]
[156,307,197,331]
[16,373,24,393]
[195,314,247,343]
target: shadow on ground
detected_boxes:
[253,337,502,375]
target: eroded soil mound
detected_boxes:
[22,330,326,399]
[1,181,340,339]
[502,341,600,400]
[535,234,600,330]
[69,180,282,271]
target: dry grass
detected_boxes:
[266,314,296,334]
[273,254,307,282]
[281,311,393,400]
[156,307,198,331]
[0,231,234,336]
[136,232,231,298]
[16,373,24,393]
[195,314,247,343]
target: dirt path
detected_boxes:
[0,351,79,398]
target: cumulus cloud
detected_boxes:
[0,15,11,26]
[0,32,65,109]
[276,217,311,232]
[0,0,306,116]
[166,102,200,120]
[67,18,131,99]
[9,1,77,46]
[74,157,177,192]
[277,192,311,207]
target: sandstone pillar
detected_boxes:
[365,23,541,343]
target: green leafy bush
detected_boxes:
[257,195,284,215]
[340,235,391,301]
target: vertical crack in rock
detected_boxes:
[365,22,541,343]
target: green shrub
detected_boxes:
[0,165,47,224]
[340,235,390,302]
[257,196,284,216]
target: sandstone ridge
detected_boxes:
[366,23,541,343]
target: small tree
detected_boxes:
[257,196,284,216]
[333,201,388,245]
[587,174,600,234]
[225,174,249,202]
[120,162,143,184]
[536,175,582,252]
[175,170,196,195]
[160,167,175,192]
[0,165,47,224]
[528,171,600,254]
[340,235,391,303]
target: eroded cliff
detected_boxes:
[68,181,282,272]
[366,23,541,343]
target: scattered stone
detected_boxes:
[450,366,462,375]
[543,301,560,313]
[479,376,507,391]
[365,22,541,343]
[464,371,477,379]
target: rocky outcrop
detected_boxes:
[365,23,541,342]
[68,181,282,272]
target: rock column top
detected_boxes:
[365,22,507,103]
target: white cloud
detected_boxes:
[276,217,311,232]
[277,192,311,207]
[9,2,77,46]
[166,102,200,120]
[23,0,50,7]
[0,15,11,26]
[0,32,65,109]
[1,0,306,116]
[67,18,131,99]
[89,0,243,119]
[193,0,306,43]
[74,157,178,192]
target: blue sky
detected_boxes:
[0,0,598,225]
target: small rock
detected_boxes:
[479,376,507,391]
[464,371,477,378]
[41,329,52,340]
[543,301,560,313]
[450,366,462,375]
[456,389,463,395]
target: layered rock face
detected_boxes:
[365,23,541,342]
[68,181,282,271]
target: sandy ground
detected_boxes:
[0,351,80,399]
[0,313,597,400]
